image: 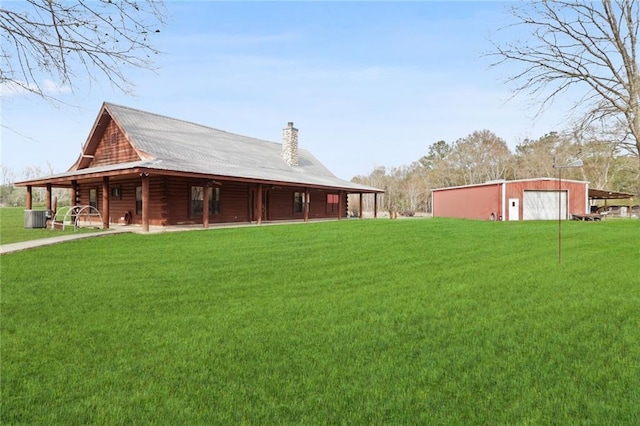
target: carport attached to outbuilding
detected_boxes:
[588,188,636,217]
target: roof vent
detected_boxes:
[282,122,298,167]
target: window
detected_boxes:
[327,193,339,214]
[89,188,97,209]
[327,194,339,204]
[294,192,305,214]
[210,187,221,215]
[110,132,117,145]
[190,186,221,217]
[110,186,122,199]
[136,186,142,215]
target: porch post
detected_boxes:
[359,193,364,219]
[46,184,52,211]
[304,189,310,222]
[203,182,210,229]
[102,176,110,229]
[374,193,378,218]
[338,191,344,220]
[256,184,263,225]
[26,186,33,209]
[141,173,150,232]
[71,180,78,206]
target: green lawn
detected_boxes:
[0,207,101,245]
[2,218,639,424]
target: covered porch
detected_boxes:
[17,167,383,232]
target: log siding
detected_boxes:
[88,121,140,168]
[18,103,383,230]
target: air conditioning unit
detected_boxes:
[24,210,50,229]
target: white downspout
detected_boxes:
[585,184,589,214]
[431,190,435,217]
[501,181,506,220]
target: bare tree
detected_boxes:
[402,163,429,214]
[610,155,640,193]
[0,164,14,186]
[1,0,166,101]
[569,123,625,188]
[0,165,15,206]
[513,132,575,179]
[491,0,640,164]
[447,130,512,185]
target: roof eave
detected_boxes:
[15,165,384,193]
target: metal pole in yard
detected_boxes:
[558,167,562,264]
[553,159,583,265]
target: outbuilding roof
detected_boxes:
[431,177,588,192]
[588,188,635,200]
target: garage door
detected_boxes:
[523,190,567,220]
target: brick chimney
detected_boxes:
[282,122,298,166]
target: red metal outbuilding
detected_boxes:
[432,178,589,221]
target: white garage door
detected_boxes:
[523,190,567,220]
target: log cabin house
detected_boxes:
[17,102,383,231]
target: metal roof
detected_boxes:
[17,102,382,193]
[588,188,635,199]
[104,103,381,192]
[431,177,588,192]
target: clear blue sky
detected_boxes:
[2,1,572,181]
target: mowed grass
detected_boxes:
[2,218,639,424]
[1,207,101,245]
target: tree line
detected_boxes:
[350,127,639,216]
[2,126,638,212]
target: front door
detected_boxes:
[508,198,519,221]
